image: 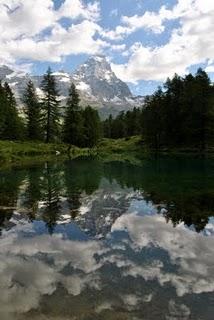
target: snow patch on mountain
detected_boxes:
[0,56,145,118]
[76,81,91,92]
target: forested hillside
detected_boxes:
[0,67,213,153]
[103,69,214,152]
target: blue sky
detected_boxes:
[0,0,213,95]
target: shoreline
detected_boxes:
[0,137,213,168]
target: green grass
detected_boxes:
[97,136,142,154]
[95,136,144,164]
[0,140,71,165]
[0,137,144,166]
[1,135,212,168]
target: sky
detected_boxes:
[0,0,214,95]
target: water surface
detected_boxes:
[0,157,214,319]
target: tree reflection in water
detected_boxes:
[0,157,213,233]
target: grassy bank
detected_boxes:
[0,141,76,165]
[96,136,143,163]
[97,136,142,154]
[0,137,143,167]
[0,136,212,167]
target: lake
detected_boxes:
[0,156,214,319]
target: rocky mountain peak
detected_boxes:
[72,55,132,101]
[0,56,144,118]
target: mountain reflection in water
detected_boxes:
[0,157,213,320]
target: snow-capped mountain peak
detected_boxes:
[72,55,132,102]
[0,56,145,118]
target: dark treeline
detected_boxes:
[142,68,214,151]
[0,67,101,147]
[103,107,142,139]
[103,68,214,151]
[0,67,214,150]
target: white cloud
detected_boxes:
[111,0,214,82]
[101,4,174,41]
[121,9,168,35]
[0,223,106,316]
[0,0,56,40]
[0,188,214,318]
[0,0,104,65]
[57,0,100,21]
[205,60,214,73]
[110,44,126,52]
[0,0,213,85]
[112,212,214,297]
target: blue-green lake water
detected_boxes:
[0,157,214,319]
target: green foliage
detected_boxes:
[0,140,68,163]
[41,67,61,143]
[1,67,214,156]
[103,107,142,139]
[63,83,84,146]
[0,82,8,137]
[97,136,142,163]
[23,80,42,140]
[0,82,25,140]
[82,106,101,147]
[63,85,101,147]
[103,69,214,153]
[142,69,214,151]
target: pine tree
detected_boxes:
[142,88,164,149]
[194,68,211,151]
[103,114,113,138]
[41,67,60,143]
[63,83,84,146]
[0,82,7,139]
[23,80,42,140]
[82,106,101,147]
[2,82,24,140]
[111,111,127,138]
[141,69,214,151]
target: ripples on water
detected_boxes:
[0,157,214,319]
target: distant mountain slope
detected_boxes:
[0,56,145,118]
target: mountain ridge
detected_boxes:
[0,56,144,118]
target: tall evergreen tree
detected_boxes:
[111,111,127,139]
[103,114,113,138]
[194,68,211,151]
[63,83,84,146]
[23,80,42,140]
[0,82,7,139]
[82,106,101,147]
[102,108,142,140]
[2,82,24,140]
[41,67,60,143]
[142,88,164,149]
[141,69,214,151]
[125,107,142,137]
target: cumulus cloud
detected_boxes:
[0,223,106,317]
[101,5,173,41]
[112,212,214,297]
[0,0,56,40]
[0,0,213,85]
[4,20,108,62]
[111,0,214,82]
[0,188,214,319]
[0,0,104,65]
[57,0,100,21]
